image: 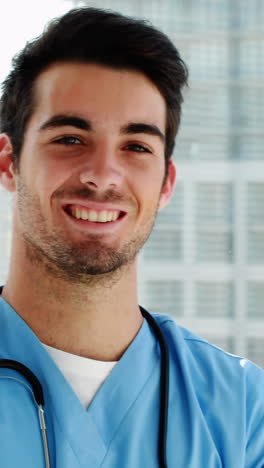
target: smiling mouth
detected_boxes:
[64,205,126,223]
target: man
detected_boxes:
[0,7,263,468]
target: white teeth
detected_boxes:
[88,210,97,222]
[70,207,120,222]
[81,209,88,220]
[98,211,108,222]
[107,211,113,222]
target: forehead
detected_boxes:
[31,62,166,133]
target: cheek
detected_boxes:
[33,158,70,200]
[134,175,164,215]
[142,167,165,197]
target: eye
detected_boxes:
[125,143,152,153]
[53,136,82,145]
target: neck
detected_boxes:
[3,242,143,362]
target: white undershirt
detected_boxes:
[42,343,117,409]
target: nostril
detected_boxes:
[79,167,122,188]
[83,180,98,188]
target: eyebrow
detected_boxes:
[39,115,91,132]
[38,114,165,142]
[120,122,165,143]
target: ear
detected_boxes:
[0,134,17,192]
[158,159,176,211]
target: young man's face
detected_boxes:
[1,63,176,280]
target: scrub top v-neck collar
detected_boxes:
[0,297,160,466]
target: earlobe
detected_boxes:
[158,159,177,210]
[0,134,17,192]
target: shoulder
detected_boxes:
[151,312,264,465]
[152,312,264,396]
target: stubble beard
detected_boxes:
[16,178,158,285]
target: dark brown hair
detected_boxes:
[0,7,188,173]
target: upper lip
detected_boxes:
[61,200,128,213]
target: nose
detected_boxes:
[79,146,123,191]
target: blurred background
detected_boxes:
[0,0,263,367]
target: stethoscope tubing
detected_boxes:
[0,359,51,468]
[141,307,169,468]
[0,288,169,467]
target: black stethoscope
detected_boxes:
[0,285,169,468]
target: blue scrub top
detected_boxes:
[0,296,263,467]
